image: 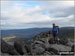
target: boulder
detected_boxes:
[44,42,50,51]
[67,38,74,47]
[24,40,34,54]
[47,48,59,55]
[7,49,19,55]
[32,40,45,48]
[50,44,71,52]
[59,37,68,45]
[71,45,74,52]
[1,39,9,53]
[24,44,32,54]
[32,46,45,55]
[1,39,19,55]
[14,41,27,55]
[34,40,44,44]
[48,38,55,44]
[31,40,46,55]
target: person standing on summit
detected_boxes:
[52,23,59,42]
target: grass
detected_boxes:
[3,36,16,41]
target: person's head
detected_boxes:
[53,23,55,27]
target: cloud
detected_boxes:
[40,1,74,17]
[1,1,74,29]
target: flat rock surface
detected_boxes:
[50,44,71,51]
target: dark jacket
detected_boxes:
[52,26,59,34]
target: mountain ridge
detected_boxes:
[1,27,74,38]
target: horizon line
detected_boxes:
[1,26,74,30]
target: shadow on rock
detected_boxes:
[1,39,19,55]
[14,41,27,55]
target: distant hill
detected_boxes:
[59,28,74,39]
[1,28,51,38]
[60,27,74,29]
[1,27,74,38]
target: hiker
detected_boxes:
[52,23,59,42]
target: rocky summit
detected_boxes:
[0,31,74,55]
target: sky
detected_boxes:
[1,0,75,30]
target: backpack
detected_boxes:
[53,26,59,34]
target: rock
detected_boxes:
[48,38,55,44]
[47,48,59,55]
[59,37,68,45]
[34,40,44,44]
[32,46,45,55]
[7,49,19,55]
[44,51,52,55]
[32,40,45,48]
[38,39,45,43]
[44,42,50,51]
[1,39,19,55]
[71,45,74,52]
[32,31,51,40]
[25,39,34,53]
[14,41,27,55]
[24,44,32,54]
[44,42,59,55]
[31,40,45,55]
[50,44,71,52]
[1,30,73,55]
[1,39,9,53]
[31,40,51,53]
[67,38,74,47]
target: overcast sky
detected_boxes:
[1,0,74,30]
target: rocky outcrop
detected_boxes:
[46,48,59,55]
[1,31,74,55]
[59,37,68,45]
[14,41,27,55]
[50,44,71,51]
[32,46,45,55]
[1,39,19,55]
[48,38,55,44]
